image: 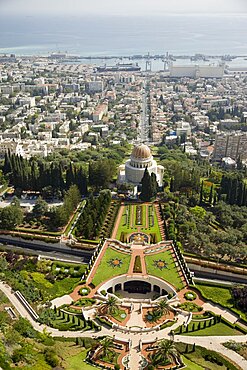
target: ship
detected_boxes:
[95,62,141,72]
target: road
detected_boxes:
[138,80,150,143]
[0,235,93,263]
[193,270,247,285]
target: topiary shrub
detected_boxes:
[184,291,197,301]
[79,286,90,296]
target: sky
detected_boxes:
[0,0,246,16]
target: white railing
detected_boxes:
[14,290,39,321]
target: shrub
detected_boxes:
[13,318,37,338]
[184,291,197,301]
[44,349,59,367]
[133,255,142,273]
[179,302,202,312]
[73,298,96,307]
[79,286,90,296]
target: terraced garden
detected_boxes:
[115,203,162,243]
[91,247,131,287]
[145,250,184,290]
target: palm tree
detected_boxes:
[151,339,178,366]
[101,296,118,315]
[146,309,162,323]
[155,299,170,316]
[99,337,114,358]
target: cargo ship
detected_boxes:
[95,62,141,72]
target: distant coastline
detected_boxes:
[0,14,247,57]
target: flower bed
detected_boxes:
[133,255,142,273]
[179,302,203,312]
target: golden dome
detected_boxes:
[131,144,152,160]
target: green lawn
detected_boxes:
[196,283,233,307]
[67,350,96,370]
[196,283,246,320]
[182,356,204,370]
[184,322,243,336]
[177,343,239,370]
[91,247,131,287]
[115,204,162,242]
[111,308,127,322]
[145,250,184,290]
[101,351,119,365]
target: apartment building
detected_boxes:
[213,132,247,161]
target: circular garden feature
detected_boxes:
[108,258,123,268]
[79,286,90,296]
[184,291,197,301]
[129,232,149,243]
[153,259,167,270]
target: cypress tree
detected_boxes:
[243,185,247,206]
[209,185,213,204]
[199,181,203,205]
[170,177,174,192]
[140,167,153,201]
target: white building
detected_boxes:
[118,143,164,186]
[176,121,191,138]
[170,65,224,78]
[0,140,23,159]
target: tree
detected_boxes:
[89,159,115,190]
[101,296,118,315]
[0,256,8,272]
[11,196,20,208]
[209,185,214,204]
[155,299,170,317]
[65,185,81,210]
[149,339,178,367]
[13,318,36,338]
[44,348,59,367]
[33,196,48,218]
[0,205,23,229]
[49,205,69,229]
[190,206,206,219]
[140,167,157,201]
[99,337,114,359]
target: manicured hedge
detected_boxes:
[133,255,142,273]
[95,316,113,328]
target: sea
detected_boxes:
[0,14,247,69]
